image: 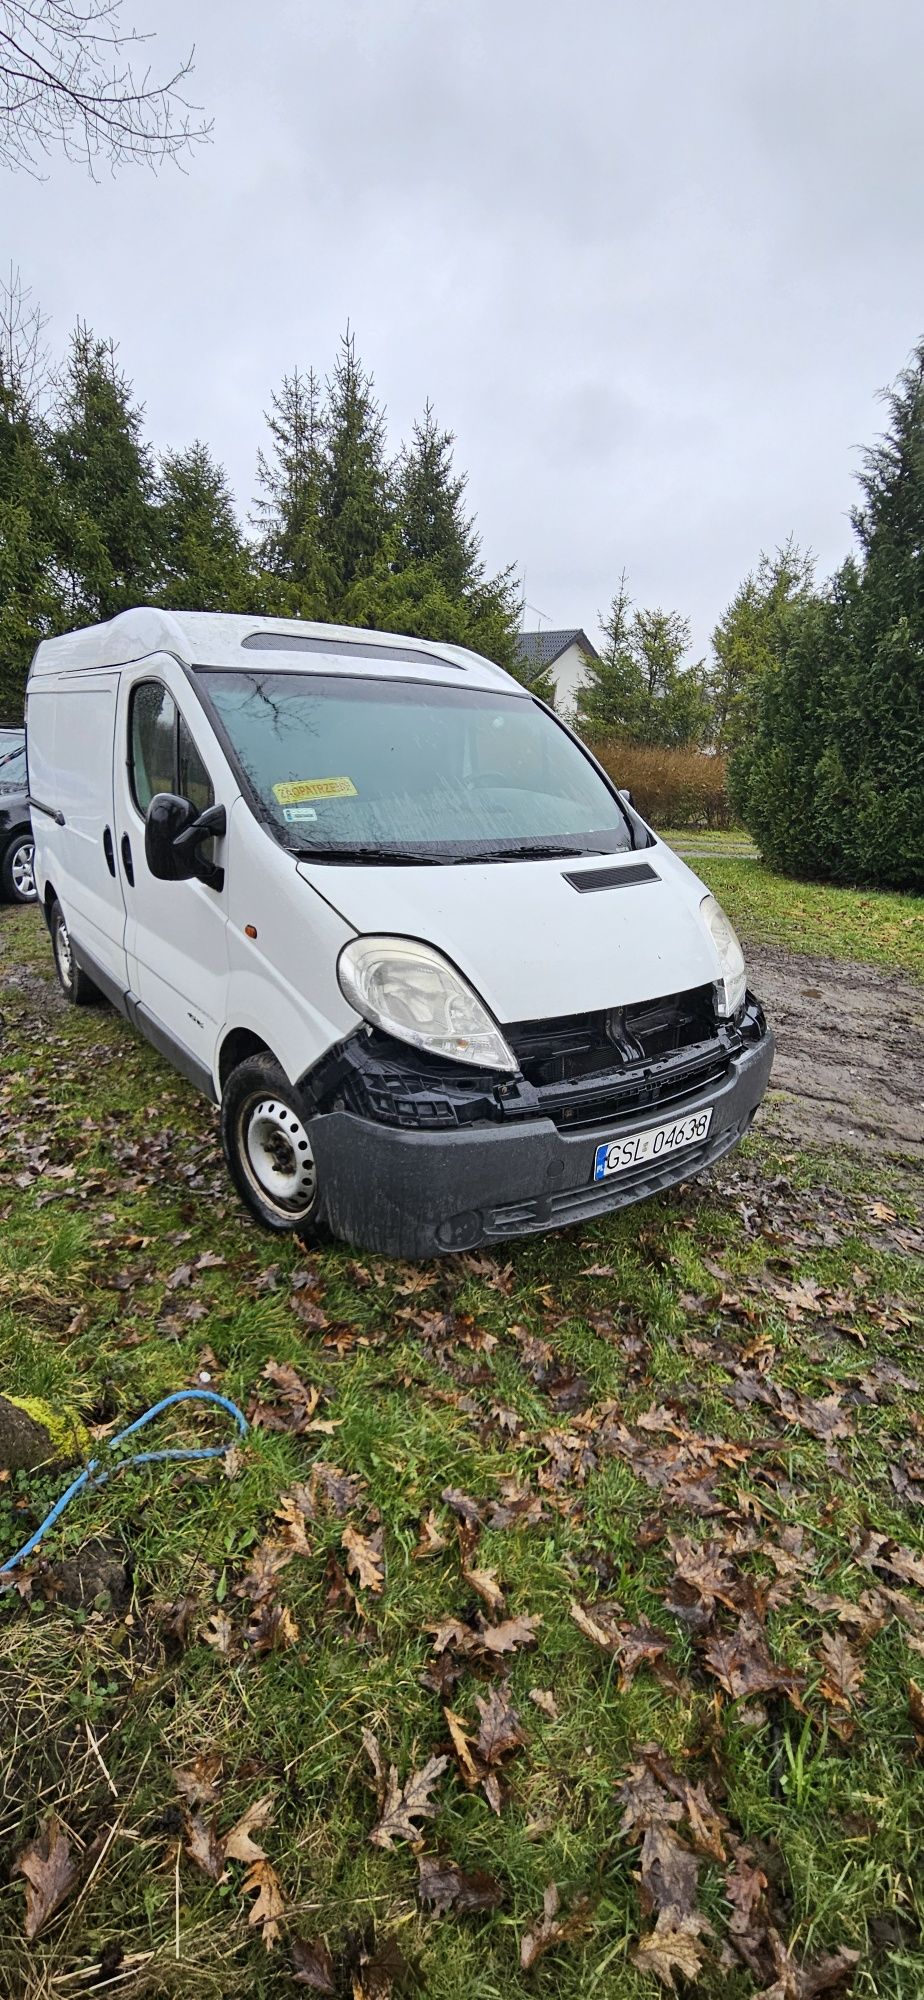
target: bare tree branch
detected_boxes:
[0,1,211,174]
[0,263,50,413]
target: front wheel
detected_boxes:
[220,1052,327,1244]
[49,899,100,1005]
[2,833,37,904]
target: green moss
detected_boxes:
[3,1393,89,1462]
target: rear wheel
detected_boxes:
[2,833,37,904]
[221,1051,327,1244]
[50,899,100,1005]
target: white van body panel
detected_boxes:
[296,843,720,1024]
[27,673,128,992]
[223,797,358,1087]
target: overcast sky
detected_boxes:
[10,0,924,656]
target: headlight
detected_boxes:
[700,894,747,1018]
[337,935,518,1071]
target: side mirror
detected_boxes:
[145,794,226,891]
[618,787,635,808]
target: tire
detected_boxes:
[2,832,37,905]
[220,1051,327,1243]
[49,898,101,1006]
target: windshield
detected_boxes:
[0,731,26,788]
[202,671,633,862]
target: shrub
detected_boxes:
[589,739,733,829]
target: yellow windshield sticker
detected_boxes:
[273,777,358,804]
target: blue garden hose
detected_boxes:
[0,1389,248,1576]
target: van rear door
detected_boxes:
[26,675,129,999]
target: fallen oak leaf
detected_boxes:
[519,1882,591,1970]
[15,1815,80,1939]
[703,1618,804,1703]
[817,1632,864,1710]
[242,1856,285,1950]
[412,1509,448,1559]
[462,1564,506,1616]
[246,1600,300,1653]
[291,1937,336,1991]
[366,1743,449,1849]
[909,1680,924,1739]
[632,1910,712,1989]
[184,1812,227,1882]
[342,1524,385,1594]
[529,1687,559,1719]
[224,1795,274,1864]
[479,1612,541,1655]
[443,1708,481,1787]
[173,1751,223,1806]
[417,1853,504,1915]
[474,1685,526,1765]
[201,1609,236,1656]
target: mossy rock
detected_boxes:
[0,1394,89,1473]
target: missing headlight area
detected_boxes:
[302,987,769,1134]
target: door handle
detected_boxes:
[120,833,135,887]
[103,826,116,877]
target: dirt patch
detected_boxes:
[749,944,924,1160]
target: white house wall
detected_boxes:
[551,642,590,719]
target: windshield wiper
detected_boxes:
[472,843,613,863]
[295,845,445,866]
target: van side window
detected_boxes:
[130,683,176,811]
[177,714,214,816]
[129,682,215,817]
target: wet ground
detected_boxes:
[750,944,924,1161]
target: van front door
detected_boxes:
[115,658,231,1094]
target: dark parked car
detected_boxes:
[0,727,36,903]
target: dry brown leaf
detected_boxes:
[201,1609,236,1656]
[237,1538,293,1604]
[570,1598,623,1653]
[15,1815,79,1940]
[417,1853,504,1914]
[224,1795,274,1864]
[173,1751,222,1806]
[412,1509,448,1559]
[703,1617,803,1703]
[632,1911,711,1989]
[368,1750,449,1848]
[519,1882,591,1969]
[184,1813,227,1882]
[443,1708,480,1787]
[246,1600,300,1653]
[474,1686,526,1765]
[291,1937,336,1991]
[817,1632,864,1709]
[462,1564,506,1615]
[275,1493,313,1555]
[242,1856,285,1949]
[342,1524,385,1594]
[529,1687,559,1719]
[909,1680,924,1737]
[479,1612,541,1654]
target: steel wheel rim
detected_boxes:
[241,1094,317,1216]
[11,841,35,900]
[55,915,73,986]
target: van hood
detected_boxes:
[296,844,722,1023]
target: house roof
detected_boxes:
[515,628,600,678]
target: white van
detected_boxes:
[26,610,773,1257]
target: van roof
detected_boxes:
[29,608,519,694]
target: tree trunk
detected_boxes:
[0,1395,61,1472]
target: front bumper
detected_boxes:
[308,1026,775,1259]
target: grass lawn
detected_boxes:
[1,901,923,1998]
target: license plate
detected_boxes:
[593,1106,714,1182]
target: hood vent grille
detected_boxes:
[563,861,660,893]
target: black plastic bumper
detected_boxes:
[308,1027,775,1259]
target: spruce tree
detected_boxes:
[253,367,331,613]
[395,401,480,592]
[51,325,158,621]
[320,329,390,596]
[575,575,646,738]
[709,539,816,751]
[154,442,253,612]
